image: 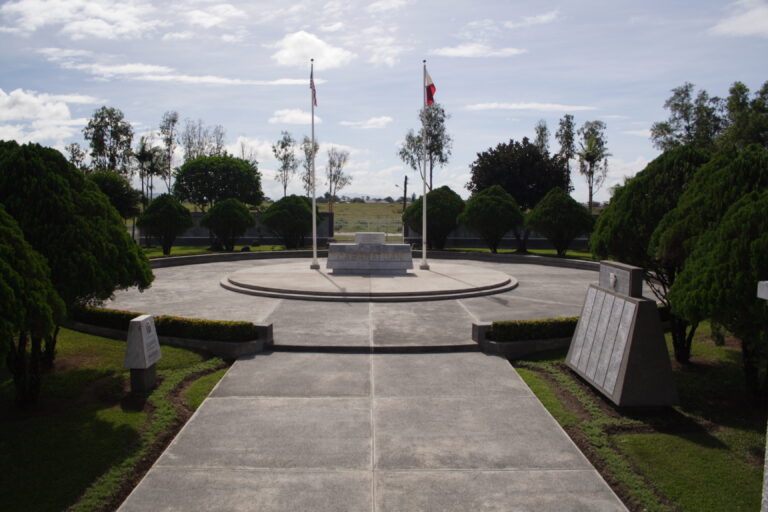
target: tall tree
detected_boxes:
[64,142,88,173]
[466,137,568,252]
[650,82,726,152]
[0,141,153,374]
[555,114,576,191]
[134,136,166,205]
[325,147,351,214]
[179,119,226,162]
[82,106,134,175]
[159,110,179,190]
[272,131,298,197]
[300,136,319,198]
[534,119,549,154]
[719,80,768,150]
[398,103,452,190]
[577,120,610,213]
[173,155,263,212]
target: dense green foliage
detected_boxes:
[490,316,578,342]
[526,188,593,256]
[402,185,464,250]
[71,306,263,342]
[591,146,710,363]
[652,144,768,271]
[173,155,263,211]
[200,199,255,251]
[0,140,152,392]
[670,191,768,400]
[458,185,522,253]
[136,194,193,256]
[466,137,568,251]
[260,195,313,249]
[88,170,140,219]
[0,205,64,405]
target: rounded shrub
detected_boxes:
[88,170,141,219]
[403,185,464,250]
[200,199,255,252]
[260,195,313,249]
[458,185,522,253]
[137,194,193,256]
[526,188,593,256]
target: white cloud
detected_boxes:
[710,0,768,38]
[340,116,393,129]
[367,0,408,13]
[270,30,355,69]
[268,109,320,125]
[504,9,560,29]
[0,88,89,145]
[185,3,245,28]
[162,31,194,40]
[431,43,527,58]
[39,48,320,86]
[466,102,597,112]
[0,0,164,39]
[320,22,343,32]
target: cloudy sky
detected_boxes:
[1,0,767,202]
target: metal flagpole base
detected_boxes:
[419,262,430,270]
[310,262,320,270]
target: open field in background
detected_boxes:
[0,330,228,512]
[516,320,764,512]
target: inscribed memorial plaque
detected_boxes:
[124,314,162,369]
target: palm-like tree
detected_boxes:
[577,135,611,213]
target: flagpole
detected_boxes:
[420,60,429,270]
[310,58,320,270]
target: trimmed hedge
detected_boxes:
[490,316,579,342]
[71,306,260,343]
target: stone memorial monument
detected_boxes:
[326,232,413,274]
[124,314,162,392]
[566,261,678,407]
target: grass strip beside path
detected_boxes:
[0,329,228,512]
[513,321,764,512]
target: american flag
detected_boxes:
[310,66,317,107]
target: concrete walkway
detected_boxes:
[114,259,628,511]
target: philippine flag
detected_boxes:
[425,69,436,106]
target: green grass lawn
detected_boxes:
[0,329,228,512]
[142,244,285,259]
[446,247,597,261]
[514,321,765,512]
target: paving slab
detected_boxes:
[371,301,474,346]
[374,395,592,470]
[156,397,371,470]
[375,470,627,512]
[120,468,372,512]
[212,352,370,397]
[373,352,531,398]
[267,300,371,347]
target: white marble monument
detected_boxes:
[326,232,413,274]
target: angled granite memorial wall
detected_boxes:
[566,261,678,407]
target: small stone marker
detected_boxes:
[566,261,678,407]
[758,282,767,512]
[124,314,162,392]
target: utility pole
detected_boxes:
[402,175,408,213]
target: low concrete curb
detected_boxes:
[471,321,571,359]
[67,321,272,359]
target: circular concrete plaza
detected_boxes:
[107,257,600,348]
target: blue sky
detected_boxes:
[1,0,767,203]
